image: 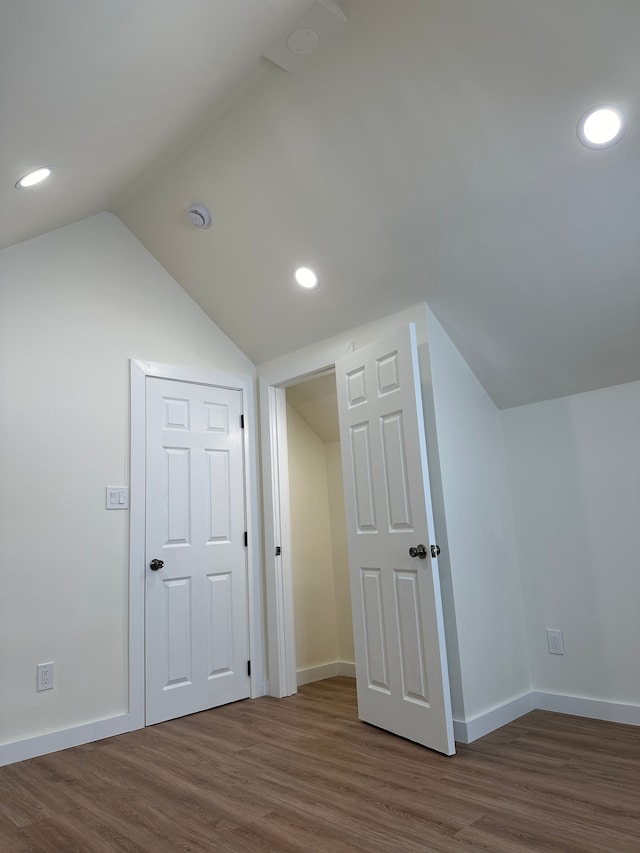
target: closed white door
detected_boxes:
[336,324,455,755]
[145,377,250,725]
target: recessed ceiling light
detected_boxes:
[15,167,52,188]
[577,106,625,149]
[294,267,319,290]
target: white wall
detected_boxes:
[257,305,430,387]
[426,309,530,721]
[502,381,640,707]
[0,213,255,748]
[286,404,339,670]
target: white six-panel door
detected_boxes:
[145,378,250,725]
[335,324,455,755]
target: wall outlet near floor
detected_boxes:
[546,629,565,655]
[37,662,55,691]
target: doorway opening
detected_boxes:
[284,372,355,686]
[260,320,455,754]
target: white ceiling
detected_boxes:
[0,0,314,249]
[287,372,339,444]
[4,1,640,409]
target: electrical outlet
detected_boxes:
[37,662,54,691]
[546,629,564,655]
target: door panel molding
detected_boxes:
[129,360,262,731]
[336,325,454,754]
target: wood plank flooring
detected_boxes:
[0,677,638,851]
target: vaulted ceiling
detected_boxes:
[1,0,315,249]
[4,1,640,408]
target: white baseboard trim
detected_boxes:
[5,688,637,766]
[297,661,356,686]
[533,691,640,726]
[453,692,535,744]
[453,691,640,744]
[0,713,133,768]
[297,662,339,685]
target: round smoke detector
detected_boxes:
[187,204,212,229]
[286,28,319,55]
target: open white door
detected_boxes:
[145,377,250,725]
[336,324,454,755]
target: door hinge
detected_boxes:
[244,531,248,547]
[240,414,245,429]
[275,545,281,556]
[247,660,251,677]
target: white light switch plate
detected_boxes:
[106,486,129,509]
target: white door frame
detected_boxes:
[258,305,432,700]
[129,359,263,730]
[259,380,297,697]
[259,369,337,698]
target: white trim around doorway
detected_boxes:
[259,380,297,697]
[129,359,264,729]
[259,349,353,699]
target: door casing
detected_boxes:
[129,359,263,730]
[259,380,297,697]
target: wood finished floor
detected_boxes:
[1,678,638,852]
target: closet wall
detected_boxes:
[286,401,354,682]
